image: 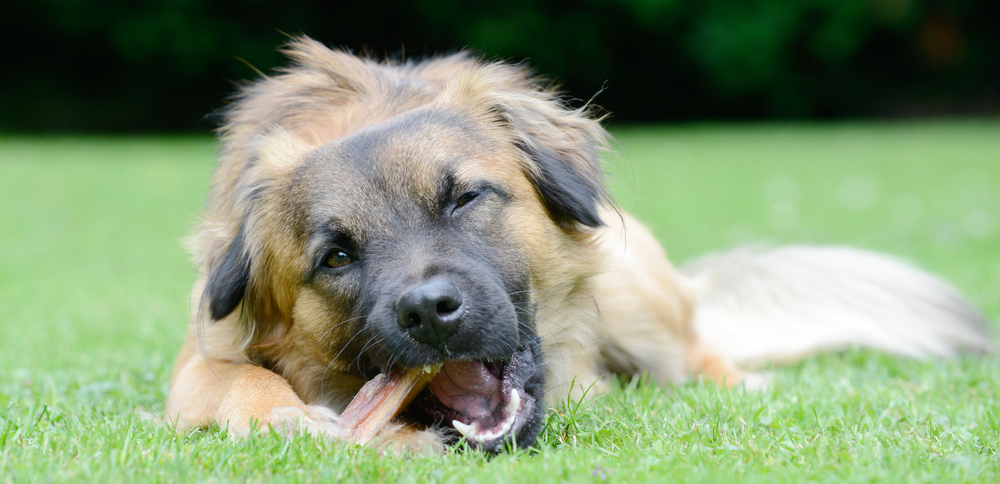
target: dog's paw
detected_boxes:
[373,422,447,457]
[225,405,445,455]
[269,404,345,439]
[271,407,448,456]
[224,404,345,440]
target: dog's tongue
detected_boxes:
[427,361,502,419]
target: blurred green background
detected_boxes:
[3,0,998,132]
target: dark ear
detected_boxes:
[518,140,605,228]
[206,225,251,321]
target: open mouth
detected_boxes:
[407,345,537,452]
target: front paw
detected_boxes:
[223,404,344,439]
[230,405,446,456]
[373,422,447,456]
[267,404,345,439]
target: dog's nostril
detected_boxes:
[403,313,422,329]
[437,299,460,315]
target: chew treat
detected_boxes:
[339,364,443,445]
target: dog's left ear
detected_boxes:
[515,136,606,229]
[492,85,611,230]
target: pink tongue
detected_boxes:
[428,361,502,419]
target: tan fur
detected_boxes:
[165,37,748,453]
[166,37,991,455]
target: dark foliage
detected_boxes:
[2,0,997,131]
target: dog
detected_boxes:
[165,37,996,454]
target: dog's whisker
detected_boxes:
[319,354,340,403]
[351,335,385,374]
[329,317,374,366]
[318,314,368,342]
[507,280,581,298]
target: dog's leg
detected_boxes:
[165,319,447,454]
[165,323,342,438]
[593,211,752,388]
[683,343,755,388]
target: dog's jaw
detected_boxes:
[405,342,545,452]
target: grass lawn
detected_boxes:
[1,120,998,482]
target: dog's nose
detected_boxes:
[397,279,465,348]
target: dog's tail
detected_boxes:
[682,246,997,370]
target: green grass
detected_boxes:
[1,120,999,482]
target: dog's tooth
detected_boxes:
[452,390,523,445]
[452,420,478,438]
[500,412,514,434]
[505,389,521,414]
[504,410,517,432]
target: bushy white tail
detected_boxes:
[683,246,997,370]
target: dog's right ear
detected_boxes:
[206,225,251,321]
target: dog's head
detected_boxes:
[195,38,609,452]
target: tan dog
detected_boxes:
[165,37,995,454]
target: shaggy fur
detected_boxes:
[165,37,995,454]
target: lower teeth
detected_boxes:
[451,389,522,442]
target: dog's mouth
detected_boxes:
[340,341,540,452]
[407,345,537,452]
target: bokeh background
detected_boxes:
[3,0,998,132]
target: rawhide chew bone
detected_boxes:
[339,364,443,445]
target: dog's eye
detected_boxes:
[456,191,479,208]
[323,249,355,269]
